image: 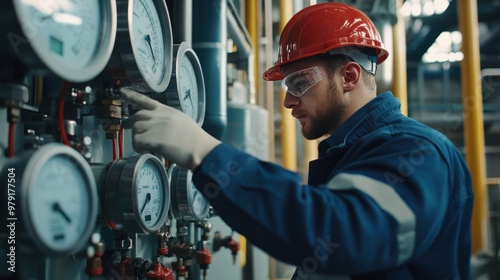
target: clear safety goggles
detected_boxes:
[281,66,324,97]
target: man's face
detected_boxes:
[282,58,348,140]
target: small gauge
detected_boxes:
[102,154,169,233]
[1,143,98,255]
[4,0,117,82]
[163,42,206,126]
[105,0,172,92]
[170,165,210,222]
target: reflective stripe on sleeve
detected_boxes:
[327,173,416,264]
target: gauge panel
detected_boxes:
[8,143,99,255]
[7,0,117,82]
[163,42,206,126]
[103,154,170,233]
[170,165,210,223]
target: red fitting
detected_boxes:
[196,246,212,266]
[147,262,174,280]
[158,246,169,256]
[86,257,103,277]
[228,239,240,254]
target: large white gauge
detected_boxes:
[170,165,210,222]
[106,0,172,92]
[1,143,98,255]
[102,154,170,233]
[6,0,117,82]
[164,42,206,125]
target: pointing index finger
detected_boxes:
[120,88,158,110]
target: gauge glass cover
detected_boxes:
[136,159,165,228]
[28,154,94,252]
[130,0,168,90]
[14,0,115,82]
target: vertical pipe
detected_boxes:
[457,0,488,254]
[392,0,408,116]
[171,0,192,45]
[279,0,297,171]
[192,0,227,139]
[264,0,275,162]
[246,0,259,104]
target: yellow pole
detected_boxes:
[392,0,408,116]
[457,0,488,254]
[246,0,259,105]
[278,0,297,171]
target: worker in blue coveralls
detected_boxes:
[120,2,473,279]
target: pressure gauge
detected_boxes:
[105,0,173,93]
[1,0,117,82]
[170,165,210,222]
[163,42,206,126]
[102,154,169,233]
[1,143,98,255]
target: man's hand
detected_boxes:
[120,88,220,170]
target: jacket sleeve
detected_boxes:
[192,133,460,275]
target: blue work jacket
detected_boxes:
[193,92,473,279]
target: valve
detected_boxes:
[157,232,170,256]
[213,231,240,264]
[86,242,104,277]
[196,245,211,280]
[172,258,186,279]
[147,259,174,280]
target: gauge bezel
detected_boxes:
[7,0,117,82]
[164,42,206,126]
[103,154,170,233]
[19,143,98,255]
[170,165,210,222]
[107,0,173,93]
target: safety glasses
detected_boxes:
[281,66,324,97]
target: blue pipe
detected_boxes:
[192,0,227,139]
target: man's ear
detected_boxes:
[342,61,362,92]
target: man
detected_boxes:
[121,3,473,279]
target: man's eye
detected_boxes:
[291,80,307,91]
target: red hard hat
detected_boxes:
[263,2,389,81]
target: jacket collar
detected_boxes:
[318,91,401,157]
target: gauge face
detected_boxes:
[188,180,210,220]
[164,42,205,126]
[136,159,165,228]
[129,0,170,91]
[21,144,97,254]
[103,154,169,233]
[13,0,116,82]
[179,54,200,122]
[171,166,210,222]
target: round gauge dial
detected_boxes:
[16,143,98,255]
[136,159,164,228]
[106,0,172,92]
[11,0,117,82]
[103,154,170,233]
[164,42,206,126]
[170,165,210,222]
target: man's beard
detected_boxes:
[301,82,348,140]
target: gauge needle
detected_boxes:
[140,193,151,214]
[144,35,156,63]
[52,202,72,223]
[184,89,194,108]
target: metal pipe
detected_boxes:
[245,0,258,104]
[392,0,408,116]
[279,0,297,171]
[264,0,275,162]
[227,1,253,59]
[171,0,192,45]
[457,0,488,254]
[192,0,227,139]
